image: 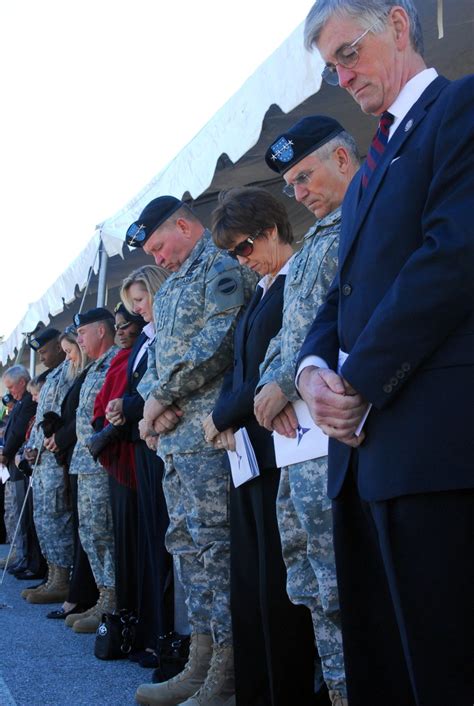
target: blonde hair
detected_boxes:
[59,331,89,380]
[27,375,44,394]
[121,265,169,315]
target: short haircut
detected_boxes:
[121,265,169,314]
[304,0,424,56]
[2,364,30,384]
[211,186,294,250]
[97,318,116,338]
[316,129,361,165]
[164,203,201,228]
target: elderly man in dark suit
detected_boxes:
[1,365,38,574]
[297,2,474,705]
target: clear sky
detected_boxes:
[0,0,313,340]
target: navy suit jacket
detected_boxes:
[213,275,285,471]
[298,74,474,501]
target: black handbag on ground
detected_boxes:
[94,610,138,660]
[152,632,191,682]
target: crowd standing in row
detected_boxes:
[1,1,472,705]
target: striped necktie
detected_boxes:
[361,111,394,189]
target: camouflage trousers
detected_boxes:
[278,457,346,695]
[163,450,232,646]
[77,470,115,588]
[32,457,73,568]
[4,480,19,548]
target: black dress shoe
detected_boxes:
[14,569,46,581]
[8,560,27,574]
[47,605,85,620]
[139,652,160,669]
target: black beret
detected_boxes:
[73,307,114,328]
[265,115,344,174]
[114,302,145,327]
[2,393,14,405]
[126,196,184,248]
[29,328,61,351]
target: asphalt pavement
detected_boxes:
[0,544,151,706]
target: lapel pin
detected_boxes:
[404,119,414,132]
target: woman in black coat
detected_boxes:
[105,265,174,661]
[203,187,316,706]
[43,328,98,618]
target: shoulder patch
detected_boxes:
[216,275,238,296]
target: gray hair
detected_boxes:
[316,130,361,165]
[304,0,424,56]
[2,364,30,384]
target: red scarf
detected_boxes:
[93,347,137,490]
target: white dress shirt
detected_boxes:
[133,321,155,372]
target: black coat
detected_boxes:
[3,392,37,475]
[122,332,149,442]
[54,368,89,468]
[212,276,285,471]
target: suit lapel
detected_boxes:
[340,76,449,269]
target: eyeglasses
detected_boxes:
[125,223,147,246]
[282,169,315,198]
[115,321,133,332]
[321,23,376,86]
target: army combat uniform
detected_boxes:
[70,345,118,589]
[28,361,73,568]
[139,229,256,646]
[259,208,346,696]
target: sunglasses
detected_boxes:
[115,321,133,332]
[228,237,255,259]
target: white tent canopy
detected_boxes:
[1,0,471,366]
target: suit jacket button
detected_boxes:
[133,371,139,378]
[396,370,404,379]
[383,384,392,394]
[401,362,411,372]
[390,377,398,386]
[342,283,352,296]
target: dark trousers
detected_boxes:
[332,454,474,706]
[68,474,98,606]
[230,467,316,706]
[135,441,173,649]
[108,475,138,612]
[24,488,46,575]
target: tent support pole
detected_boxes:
[96,239,108,308]
[29,347,36,378]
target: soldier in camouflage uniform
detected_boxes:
[254,117,360,706]
[23,329,74,605]
[64,307,119,634]
[125,196,256,706]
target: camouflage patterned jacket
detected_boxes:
[259,208,341,400]
[69,345,119,475]
[138,229,257,455]
[28,360,71,465]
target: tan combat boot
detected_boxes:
[180,644,235,706]
[72,586,116,634]
[26,565,70,604]
[22,563,55,600]
[65,602,96,628]
[135,633,212,706]
[328,691,348,706]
